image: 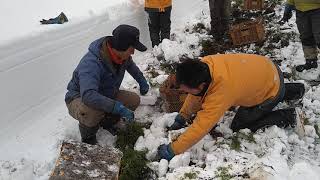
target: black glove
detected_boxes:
[139,78,149,96]
[168,114,186,130]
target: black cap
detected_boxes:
[110,24,147,52]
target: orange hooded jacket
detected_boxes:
[171,54,280,154]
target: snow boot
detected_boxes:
[283,83,305,101]
[295,59,318,72]
[79,123,99,145]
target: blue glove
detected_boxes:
[158,144,175,161]
[168,114,186,130]
[112,101,134,122]
[282,4,295,22]
[139,78,149,95]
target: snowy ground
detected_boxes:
[1,0,320,180]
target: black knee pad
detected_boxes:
[283,83,305,101]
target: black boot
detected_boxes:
[79,123,99,145]
[244,108,296,132]
[283,83,305,101]
[295,59,318,72]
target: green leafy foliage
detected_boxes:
[230,135,241,151]
[116,122,144,151]
[181,171,198,180]
[116,122,154,180]
[119,149,153,180]
[215,166,233,180]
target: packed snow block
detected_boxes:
[229,18,265,46]
[50,140,123,180]
[159,74,187,113]
[243,0,264,10]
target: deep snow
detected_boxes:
[0,0,320,180]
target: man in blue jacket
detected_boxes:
[65,24,149,145]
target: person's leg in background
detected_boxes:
[209,0,221,37]
[311,9,320,65]
[147,11,161,47]
[295,9,319,72]
[159,7,172,42]
[221,0,231,39]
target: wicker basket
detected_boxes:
[159,74,187,113]
[229,18,265,46]
[243,0,264,10]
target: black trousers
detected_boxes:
[296,8,320,60]
[208,0,231,35]
[230,66,296,132]
[146,8,171,47]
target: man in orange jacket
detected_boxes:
[145,0,172,47]
[157,54,305,160]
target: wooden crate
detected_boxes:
[50,140,122,180]
[159,74,187,113]
[243,0,264,10]
[229,18,265,46]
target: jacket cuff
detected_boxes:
[176,114,186,124]
[168,143,176,157]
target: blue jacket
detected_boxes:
[65,36,147,113]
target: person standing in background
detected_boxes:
[145,0,172,47]
[282,0,320,72]
[209,0,231,41]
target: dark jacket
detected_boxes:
[65,36,146,113]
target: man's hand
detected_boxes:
[139,79,149,95]
[112,101,134,122]
[168,114,186,130]
[157,144,175,161]
[281,4,295,22]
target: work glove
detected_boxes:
[112,101,134,122]
[281,4,295,23]
[139,78,149,95]
[157,144,175,161]
[168,114,186,130]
